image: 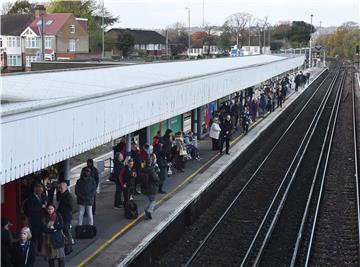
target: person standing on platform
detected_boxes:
[75,168,96,226]
[2,218,13,267]
[142,159,160,220]
[210,117,221,151]
[11,227,36,267]
[113,152,125,209]
[41,204,65,267]
[241,107,251,134]
[23,183,47,254]
[219,115,233,155]
[156,149,168,194]
[57,182,73,255]
[119,159,137,204]
[83,159,99,215]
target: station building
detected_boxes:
[1,54,305,232]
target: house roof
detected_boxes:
[29,13,72,35]
[76,18,88,32]
[1,14,34,36]
[108,28,166,44]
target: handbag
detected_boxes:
[109,172,116,182]
[167,166,173,176]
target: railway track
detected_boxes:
[177,64,343,266]
[154,61,358,266]
[292,65,360,267]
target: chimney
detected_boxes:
[34,5,46,18]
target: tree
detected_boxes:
[289,21,315,47]
[224,12,252,48]
[217,29,232,53]
[6,0,36,14]
[47,0,118,52]
[117,32,134,57]
[318,27,360,60]
[161,22,189,56]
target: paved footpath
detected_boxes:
[34,67,324,267]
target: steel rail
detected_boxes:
[352,70,360,263]
[303,70,347,266]
[183,69,331,267]
[241,68,342,267]
[289,70,346,266]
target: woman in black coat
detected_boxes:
[11,227,36,267]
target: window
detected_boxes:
[140,44,146,50]
[0,38,2,47]
[7,55,21,66]
[45,37,52,49]
[68,39,75,52]
[25,56,37,67]
[26,37,40,48]
[134,44,140,50]
[6,37,20,48]
[69,25,75,33]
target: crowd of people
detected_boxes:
[111,129,201,218]
[1,68,310,267]
[209,70,310,155]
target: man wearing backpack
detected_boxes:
[142,158,160,219]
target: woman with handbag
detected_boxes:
[174,132,187,172]
[11,227,36,267]
[41,204,65,267]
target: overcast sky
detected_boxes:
[105,0,359,29]
[3,0,358,29]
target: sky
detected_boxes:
[104,0,359,29]
[3,0,359,29]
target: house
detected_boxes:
[187,32,221,58]
[21,10,89,69]
[107,28,167,57]
[0,14,34,72]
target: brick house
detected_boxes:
[0,14,34,72]
[21,12,89,69]
[107,28,167,57]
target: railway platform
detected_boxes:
[35,67,325,267]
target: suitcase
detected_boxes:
[75,225,97,239]
[124,199,138,220]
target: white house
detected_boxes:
[0,14,34,72]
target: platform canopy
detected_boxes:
[1,55,305,184]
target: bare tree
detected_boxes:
[224,12,252,48]
[253,16,268,53]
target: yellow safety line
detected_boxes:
[77,121,262,266]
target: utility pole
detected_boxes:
[309,14,313,68]
[41,13,45,61]
[166,30,169,58]
[248,16,251,46]
[202,0,205,28]
[101,0,105,59]
[185,7,191,59]
[263,24,266,54]
[268,25,271,53]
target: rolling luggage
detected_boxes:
[124,199,138,220]
[75,225,97,239]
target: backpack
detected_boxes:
[124,199,138,219]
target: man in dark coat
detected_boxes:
[1,218,13,267]
[219,115,233,155]
[57,182,73,254]
[75,168,96,226]
[142,159,160,219]
[83,159,99,215]
[23,183,47,253]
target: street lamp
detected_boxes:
[185,7,191,59]
[309,14,313,68]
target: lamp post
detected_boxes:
[185,7,191,59]
[309,14,313,68]
[248,16,251,46]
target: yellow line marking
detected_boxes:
[77,119,264,266]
